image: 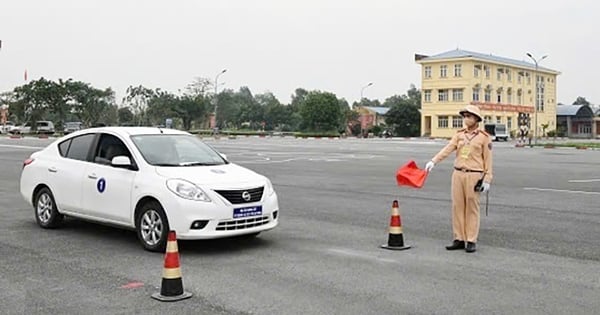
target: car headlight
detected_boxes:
[166,179,211,202]
[264,178,276,196]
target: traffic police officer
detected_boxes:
[425,105,493,253]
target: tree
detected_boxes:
[123,85,155,125]
[118,107,134,125]
[172,95,207,130]
[352,98,381,109]
[385,102,421,136]
[573,96,591,106]
[66,81,116,127]
[300,91,342,132]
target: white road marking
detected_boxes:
[568,179,600,183]
[0,144,44,150]
[523,187,600,195]
[327,248,397,263]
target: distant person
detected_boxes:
[424,105,493,253]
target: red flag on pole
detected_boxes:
[396,160,428,189]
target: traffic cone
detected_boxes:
[381,200,411,250]
[151,231,192,302]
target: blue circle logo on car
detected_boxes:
[97,178,106,193]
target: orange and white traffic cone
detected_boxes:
[381,200,411,250]
[151,231,192,302]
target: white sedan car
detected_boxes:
[20,127,279,251]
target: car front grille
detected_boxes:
[216,216,270,231]
[214,187,264,204]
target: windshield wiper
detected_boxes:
[153,163,181,167]
[179,162,222,166]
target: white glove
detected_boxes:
[481,182,490,193]
[425,160,435,172]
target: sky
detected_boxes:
[1,0,598,106]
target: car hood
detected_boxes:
[154,163,265,188]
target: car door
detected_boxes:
[81,133,137,224]
[48,133,96,213]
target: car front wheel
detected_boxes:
[34,187,63,228]
[136,201,170,252]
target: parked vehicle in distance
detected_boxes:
[11,121,55,134]
[36,121,55,134]
[484,123,509,141]
[0,121,18,134]
[64,121,83,134]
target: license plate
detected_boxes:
[233,205,263,218]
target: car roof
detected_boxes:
[80,126,190,137]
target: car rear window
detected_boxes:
[66,134,95,161]
[58,140,71,157]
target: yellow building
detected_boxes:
[415,49,560,138]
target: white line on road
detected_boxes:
[0,144,44,150]
[523,187,600,195]
[568,179,600,183]
[327,248,397,263]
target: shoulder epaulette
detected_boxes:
[457,128,466,133]
[480,130,490,137]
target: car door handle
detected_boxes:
[88,174,98,179]
[48,167,57,173]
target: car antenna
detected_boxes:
[158,126,164,134]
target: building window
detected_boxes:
[484,90,491,102]
[438,89,449,102]
[507,70,512,81]
[454,64,462,77]
[424,66,432,78]
[484,65,490,78]
[452,116,463,128]
[507,117,512,130]
[473,88,480,101]
[537,76,545,112]
[440,65,448,78]
[518,93,523,105]
[497,69,503,81]
[518,73,522,84]
[484,116,492,124]
[496,116,502,124]
[474,65,480,77]
[452,89,463,102]
[526,73,531,85]
[507,94,512,104]
[438,116,449,128]
[497,92,502,103]
[423,90,431,102]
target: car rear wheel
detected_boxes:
[136,201,169,252]
[34,187,63,228]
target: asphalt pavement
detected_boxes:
[1,136,599,314]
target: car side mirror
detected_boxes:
[111,156,133,169]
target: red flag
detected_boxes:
[24,69,28,81]
[396,160,428,189]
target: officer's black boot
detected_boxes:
[465,242,477,253]
[445,240,465,250]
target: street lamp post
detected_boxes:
[213,69,227,131]
[360,82,373,102]
[526,53,548,145]
[359,82,373,138]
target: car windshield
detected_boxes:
[130,134,227,166]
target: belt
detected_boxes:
[454,167,483,173]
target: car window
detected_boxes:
[93,133,132,165]
[58,139,71,157]
[65,134,95,161]
[131,134,227,166]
